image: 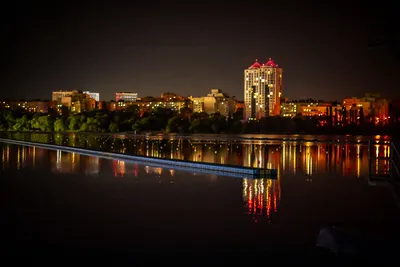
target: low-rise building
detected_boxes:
[299,102,331,117]
[280,102,298,117]
[83,90,100,101]
[135,93,187,116]
[116,92,138,102]
[343,93,389,124]
[0,100,54,113]
[189,96,204,113]
[281,100,331,117]
[52,90,98,113]
[203,89,236,117]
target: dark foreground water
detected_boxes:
[1,140,400,264]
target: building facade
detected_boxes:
[343,93,389,124]
[281,101,331,117]
[0,100,54,113]
[52,90,97,113]
[83,91,100,101]
[203,89,236,117]
[244,58,283,120]
[189,96,205,113]
[116,92,138,102]
[52,90,74,102]
[280,102,298,117]
[135,93,187,116]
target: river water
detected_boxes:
[0,133,399,264]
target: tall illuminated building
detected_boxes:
[244,58,283,120]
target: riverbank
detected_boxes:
[0,130,392,141]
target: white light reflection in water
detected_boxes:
[56,149,62,172]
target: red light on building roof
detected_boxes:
[249,59,261,68]
[265,58,277,67]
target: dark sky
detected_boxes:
[1,1,399,101]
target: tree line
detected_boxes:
[0,105,398,135]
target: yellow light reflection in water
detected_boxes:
[282,144,286,171]
[305,146,312,176]
[375,144,380,175]
[293,145,297,175]
[383,145,390,175]
[32,147,36,168]
[355,145,361,178]
[21,147,26,168]
[17,146,21,170]
[2,146,10,169]
[56,150,62,172]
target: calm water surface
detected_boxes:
[0,134,399,264]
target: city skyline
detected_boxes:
[2,2,399,102]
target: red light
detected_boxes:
[249,59,261,68]
[265,58,278,67]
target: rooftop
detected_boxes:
[265,58,278,67]
[248,58,279,69]
[249,59,261,69]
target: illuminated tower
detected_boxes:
[244,58,283,120]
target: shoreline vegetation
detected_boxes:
[0,107,398,137]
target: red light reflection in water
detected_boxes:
[242,177,281,222]
[133,164,139,177]
[113,160,125,177]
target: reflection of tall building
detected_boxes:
[242,178,281,220]
[113,160,126,177]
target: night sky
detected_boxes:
[1,1,399,101]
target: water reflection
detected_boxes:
[0,136,392,223]
[243,176,281,222]
[2,145,46,171]
[1,135,392,177]
[53,150,83,174]
[2,145,10,169]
